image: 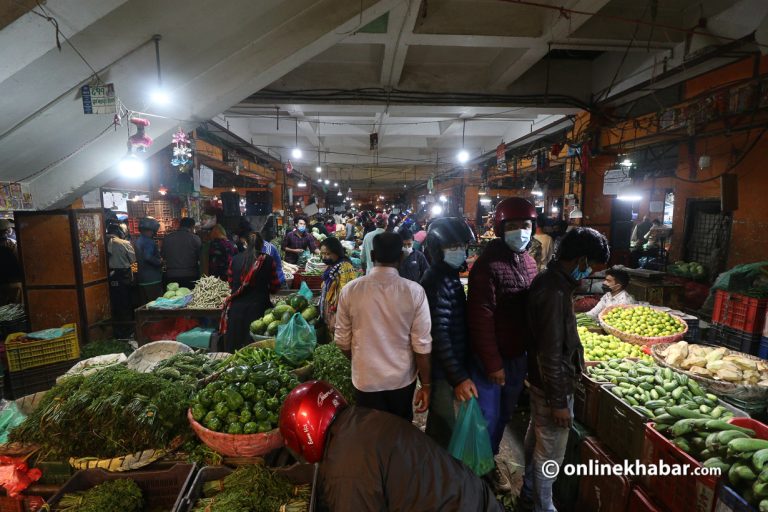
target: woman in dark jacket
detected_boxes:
[420,217,478,448]
[220,232,280,352]
[208,224,237,280]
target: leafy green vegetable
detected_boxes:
[79,339,134,360]
[312,344,355,404]
[192,465,310,512]
[10,366,192,458]
[54,478,142,512]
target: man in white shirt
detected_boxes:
[335,231,433,421]
[360,214,387,275]
[587,267,636,318]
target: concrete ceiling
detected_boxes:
[1,0,767,207]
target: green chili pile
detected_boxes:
[312,344,355,404]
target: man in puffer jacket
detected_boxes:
[467,197,538,491]
[420,217,478,448]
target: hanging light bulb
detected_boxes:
[297,178,307,188]
[439,194,447,203]
[337,190,343,196]
[230,186,236,193]
[431,204,444,216]
[149,35,171,105]
[119,152,145,177]
[480,196,492,205]
[292,118,302,159]
[347,187,353,195]
[158,184,168,196]
[478,185,488,196]
[456,119,470,164]
[532,181,544,197]
[316,165,322,173]
[324,179,330,185]
[334,182,338,187]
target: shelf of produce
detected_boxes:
[577,438,632,512]
[134,306,222,347]
[45,463,196,512]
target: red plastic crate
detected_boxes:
[713,290,768,335]
[577,438,632,512]
[0,495,44,512]
[642,417,768,512]
[627,486,664,512]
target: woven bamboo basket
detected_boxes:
[651,343,768,402]
[598,305,688,346]
[187,409,283,457]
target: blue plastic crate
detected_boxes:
[759,337,768,360]
[714,483,756,512]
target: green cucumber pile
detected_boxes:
[656,416,768,509]
[588,359,733,422]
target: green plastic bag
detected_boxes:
[448,397,495,476]
[275,312,316,366]
[0,402,25,443]
[298,281,313,301]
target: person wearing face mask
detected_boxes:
[520,227,609,512]
[281,216,319,265]
[398,228,430,283]
[586,267,634,319]
[420,218,478,448]
[318,237,357,342]
[467,197,539,492]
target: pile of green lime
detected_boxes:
[603,306,685,338]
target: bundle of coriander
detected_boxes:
[10,366,192,459]
[192,465,310,512]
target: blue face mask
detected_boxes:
[504,228,532,252]
[297,225,306,233]
[443,248,466,269]
[571,260,592,280]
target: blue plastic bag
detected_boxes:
[298,281,313,301]
[275,312,316,366]
[448,397,495,476]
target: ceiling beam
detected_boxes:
[341,31,676,51]
[381,0,422,87]
[488,0,613,90]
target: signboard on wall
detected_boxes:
[200,165,214,189]
[603,169,632,195]
[496,143,507,173]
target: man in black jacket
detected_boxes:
[280,380,504,512]
[420,217,478,448]
[521,227,609,512]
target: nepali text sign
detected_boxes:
[81,84,116,114]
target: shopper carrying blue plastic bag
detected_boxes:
[448,397,495,476]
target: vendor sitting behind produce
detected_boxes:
[586,267,635,318]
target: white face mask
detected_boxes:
[443,248,466,269]
[504,228,532,252]
[402,246,413,255]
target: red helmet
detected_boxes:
[279,380,348,463]
[494,197,537,237]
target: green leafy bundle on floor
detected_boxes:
[79,339,134,359]
[10,366,193,458]
[192,465,309,512]
[312,344,355,405]
[52,478,143,512]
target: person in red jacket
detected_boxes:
[467,197,538,491]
